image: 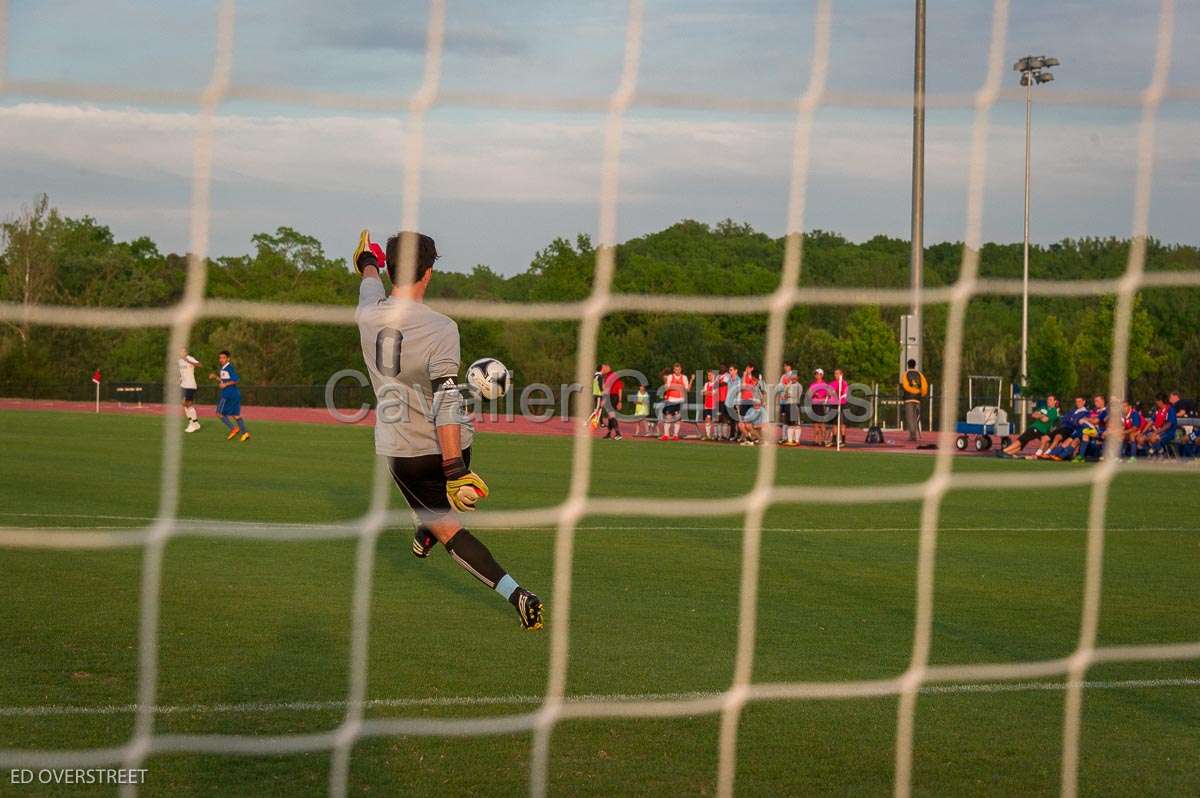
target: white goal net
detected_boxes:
[0,1,1197,797]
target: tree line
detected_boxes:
[2,196,1197,407]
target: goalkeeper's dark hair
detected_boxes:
[385,232,439,284]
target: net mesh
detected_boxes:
[1,1,1198,796]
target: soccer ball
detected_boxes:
[467,357,510,401]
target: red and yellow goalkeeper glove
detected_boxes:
[443,456,489,512]
[353,229,387,274]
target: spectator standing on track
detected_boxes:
[778,362,802,447]
[718,364,738,441]
[660,363,690,441]
[900,359,928,443]
[633,383,653,437]
[723,364,743,443]
[601,366,623,440]
[737,363,761,440]
[830,368,848,447]
[808,368,831,446]
[702,370,718,440]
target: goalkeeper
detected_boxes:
[353,229,543,630]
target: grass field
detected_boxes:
[1,409,1198,796]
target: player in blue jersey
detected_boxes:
[1082,394,1110,460]
[1120,400,1143,459]
[1144,393,1177,457]
[1041,395,1088,458]
[214,350,250,442]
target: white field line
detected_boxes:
[3,679,1197,719]
[0,513,1193,536]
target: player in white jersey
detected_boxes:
[178,348,202,433]
[354,229,543,630]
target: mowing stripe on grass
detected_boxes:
[2,511,1193,536]
[3,678,1197,718]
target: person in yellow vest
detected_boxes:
[634,383,653,436]
[900,358,929,442]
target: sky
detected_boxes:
[2,0,1197,275]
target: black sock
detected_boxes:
[444,529,509,593]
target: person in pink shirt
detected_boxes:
[808,368,831,446]
[829,368,849,447]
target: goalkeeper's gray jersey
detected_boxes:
[356,278,473,458]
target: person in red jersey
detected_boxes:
[718,363,738,441]
[661,362,690,441]
[701,369,718,440]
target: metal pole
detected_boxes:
[909,0,926,370]
[1020,76,1032,434]
[835,377,843,451]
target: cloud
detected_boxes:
[292,5,529,57]
[0,100,1196,270]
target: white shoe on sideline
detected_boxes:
[185,421,200,433]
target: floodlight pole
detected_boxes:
[908,0,926,371]
[1014,55,1059,434]
[1020,75,1032,433]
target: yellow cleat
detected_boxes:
[240,432,251,443]
[226,428,239,440]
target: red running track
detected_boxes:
[0,397,963,453]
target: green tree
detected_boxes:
[1026,315,1076,397]
[206,320,304,387]
[1071,296,1164,394]
[251,226,342,272]
[4,196,1200,407]
[835,306,898,385]
[0,194,57,347]
[788,326,840,374]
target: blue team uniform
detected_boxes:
[1164,404,1178,440]
[217,362,241,416]
[1062,406,1089,438]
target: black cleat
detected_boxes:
[412,526,436,559]
[511,588,544,630]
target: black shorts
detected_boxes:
[811,403,830,421]
[780,404,800,425]
[719,405,736,423]
[702,408,714,421]
[182,388,196,401]
[663,402,683,418]
[1017,427,1045,447]
[1049,425,1073,440]
[389,447,471,522]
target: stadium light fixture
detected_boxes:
[1013,54,1061,433]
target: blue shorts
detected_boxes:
[742,406,764,425]
[217,393,241,417]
